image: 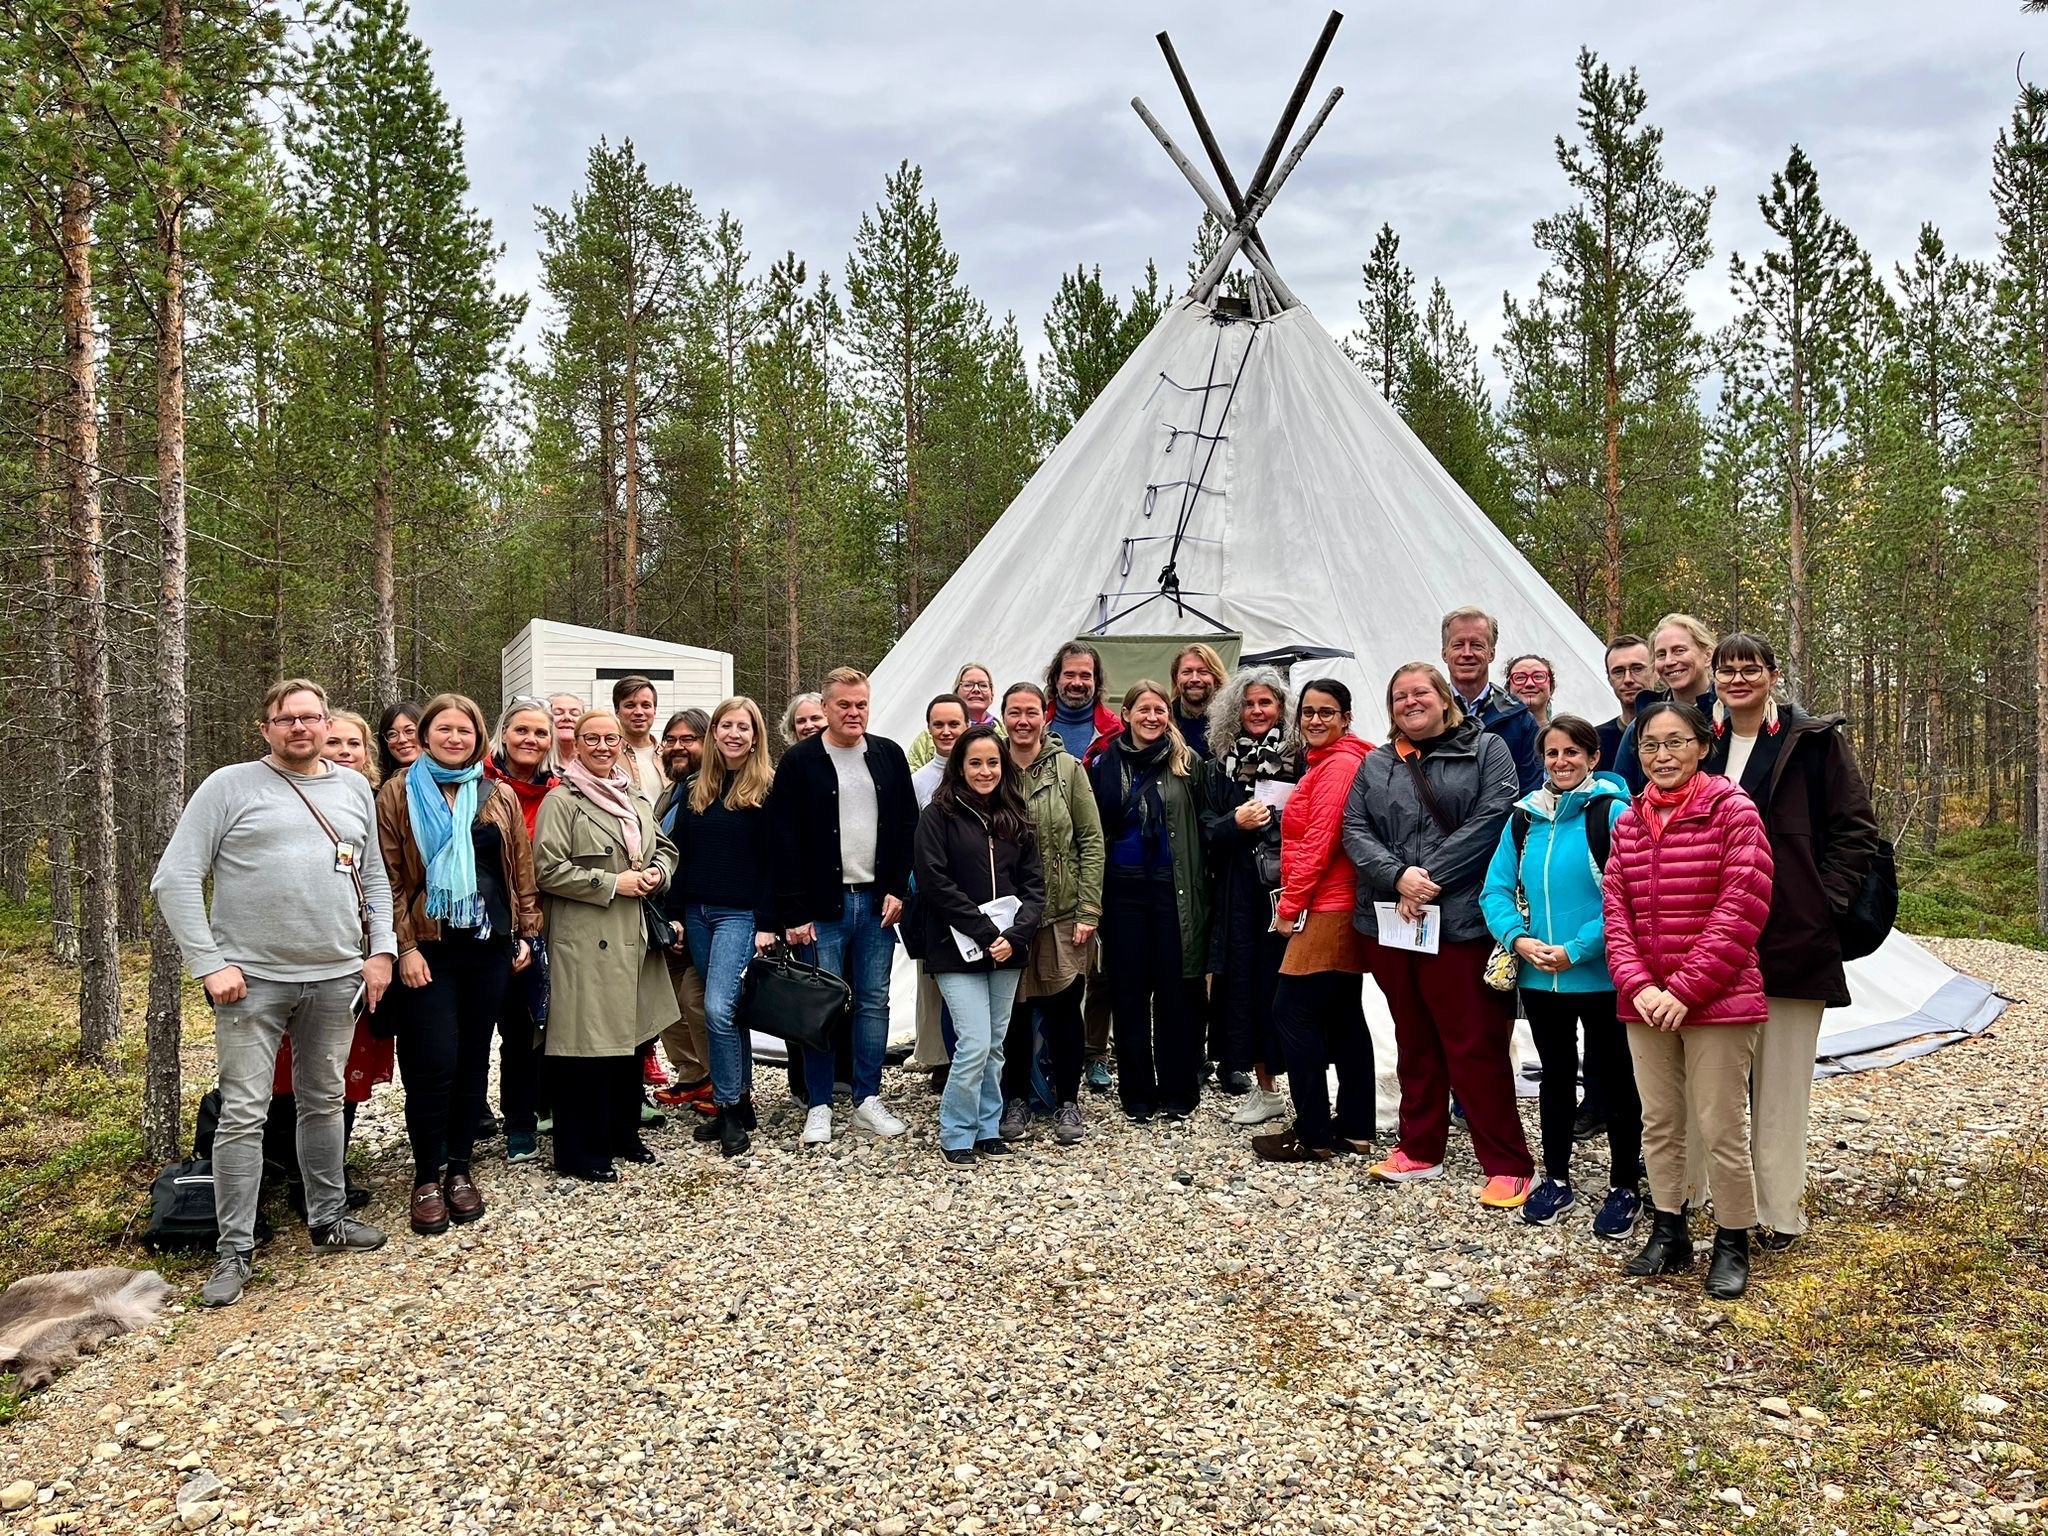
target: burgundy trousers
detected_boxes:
[1368,936,1534,1179]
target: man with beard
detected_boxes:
[651,709,714,1107]
[1170,644,1226,759]
[1045,641,1122,768]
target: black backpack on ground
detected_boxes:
[142,1089,272,1252]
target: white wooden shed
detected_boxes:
[499,619,734,722]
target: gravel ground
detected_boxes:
[3,936,2042,1536]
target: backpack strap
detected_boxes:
[1585,794,1615,871]
[1510,807,1531,860]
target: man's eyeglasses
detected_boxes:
[1607,663,1650,680]
[1713,665,1770,684]
[1507,670,1551,687]
[1637,736,1697,758]
[269,712,327,729]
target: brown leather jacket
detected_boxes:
[375,771,543,952]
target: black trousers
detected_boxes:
[498,985,543,1136]
[1272,969,1375,1149]
[1001,975,1085,1106]
[394,935,511,1185]
[550,1054,642,1174]
[1102,877,1196,1114]
[1216,922,1289,1077]
[1522,988,1642,1187]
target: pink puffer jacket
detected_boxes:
[1602,773,1774,1026]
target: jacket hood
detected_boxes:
[1394,716,1484,759]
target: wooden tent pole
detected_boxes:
[1239,10,1343,210]
[1187,86,1342,301]
[1131,97,1303,308]
[1156,30,1274,264]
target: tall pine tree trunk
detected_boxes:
[36,385,79,966]
[2034,340,2048,927]
[783,452,801,699]
[369,231,398,704]
[622,324,641,632]
[145,0,191,1161]
[598,384,620,628]
[62,102,122,1067]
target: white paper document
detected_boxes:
[1252,779,1296,811]
[952,895,1022,962]
[1373,902,1441,955]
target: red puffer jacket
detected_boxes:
[1602,772,1774,1026]
[1277,734,1373,924]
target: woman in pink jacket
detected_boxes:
[1603,699,1774,1299]
[1251,681,1375,1162]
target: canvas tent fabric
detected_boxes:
[848,295,2006,1077]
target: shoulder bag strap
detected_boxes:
[1404,753,1458,837]
[265,764,370,959]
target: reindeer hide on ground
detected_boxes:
[0,1267,174,1392]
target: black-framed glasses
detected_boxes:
[269,712,327,729]
[1712,665,1770,684]
[1299,706,1344,721]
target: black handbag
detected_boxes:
[739,942,851,1054]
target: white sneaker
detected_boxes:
[851,1096,907,1138]
[1232,1086,1289,1126]
[801,1106,833,1145]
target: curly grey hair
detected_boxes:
[1205,666,1297,754]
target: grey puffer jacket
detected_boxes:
[1340,719,1520,944]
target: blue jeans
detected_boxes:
[686,904,759,1105]
[933,969,1021,1151]
[802,886,895,1109]
[213,974,358,1255]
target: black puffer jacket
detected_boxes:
[912,795,1045,974]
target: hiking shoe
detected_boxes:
[1085,1060,1112,1094]
[1520,1178,1574,1226]
[1231,1086,1288,1126]
[1368,1148,1444,1184]
[506,1132,539,1164]
[1572,1107,1605,1143]
[1479,1175,1533,1210]
[999,1097,1030,1141]
[1054,1102,1086,1145]
[801,1106,833,1145]
[199,1253,251,1307]
[311,1216,388,1253]
[1593,1185,1643,1240]
[851,1096,906,1138]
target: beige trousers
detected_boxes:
[660,956,709,1084]
[911,970,951,1071]
[1629,1022,1761,1232]
[1751,996,1826,1235]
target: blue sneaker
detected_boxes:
[507,1132,538,1164]
[1592,1184,1643,1240]
[1521,1178,1575,1226]
[1085,1060,1113,1094]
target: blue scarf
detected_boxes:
[406,757,486,930]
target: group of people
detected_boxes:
[152,603,1877,1308]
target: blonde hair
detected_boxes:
[1438,606,1498,649]
[1385,663,1467,740]
[1652,612,1717,657]
[328,710,381,788]
[573,708,622,744]
[1171,642,1228,692]
[821,666,868,699]
[953,662,993,691]
[690,697,775,812]
[416,692,492,769]
[1121,679,1196,778]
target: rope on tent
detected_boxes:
[1163,423,1229,451]
[1155,322,1258,610]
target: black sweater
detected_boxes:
[666,793,774,931]
[765,731,919,929]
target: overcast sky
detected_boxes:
[411,1,2041,382]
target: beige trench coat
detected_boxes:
[533,781,680,1058]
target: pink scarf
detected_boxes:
[1641,773,1704,844]
[560,757,643,861]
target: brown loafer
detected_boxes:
[1250,1127,1334,1163]
[443,1171,485,1223]
[410,1180,449,1236]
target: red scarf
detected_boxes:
[484,753,556,839]
[1640,773,1703,843]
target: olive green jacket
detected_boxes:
[1019,742,1104,927]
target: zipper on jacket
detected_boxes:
[1538,809,1559,991]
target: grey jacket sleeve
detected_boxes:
[149,771,232,980]
[1341,756,1406,894]
[355,783,398,959]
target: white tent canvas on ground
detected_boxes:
[781,17,2013,1080]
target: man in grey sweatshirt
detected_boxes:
[151,679,398,1306]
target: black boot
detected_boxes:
[1705,1225,1749,1299]
[733,1095,757,1133]
[1624,1208,1693,1277]
[719,1113,751,1159]
[692,1109,727,1144]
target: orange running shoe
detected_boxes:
[1478,1175,1533,1209]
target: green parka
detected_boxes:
[1018,740,1105,927]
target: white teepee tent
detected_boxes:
[846,14,2008,1077]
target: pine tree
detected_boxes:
[1345,222,1416,403]
[289,0,520,702]
[1726,145,1871,697]
[844,160,967,624]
